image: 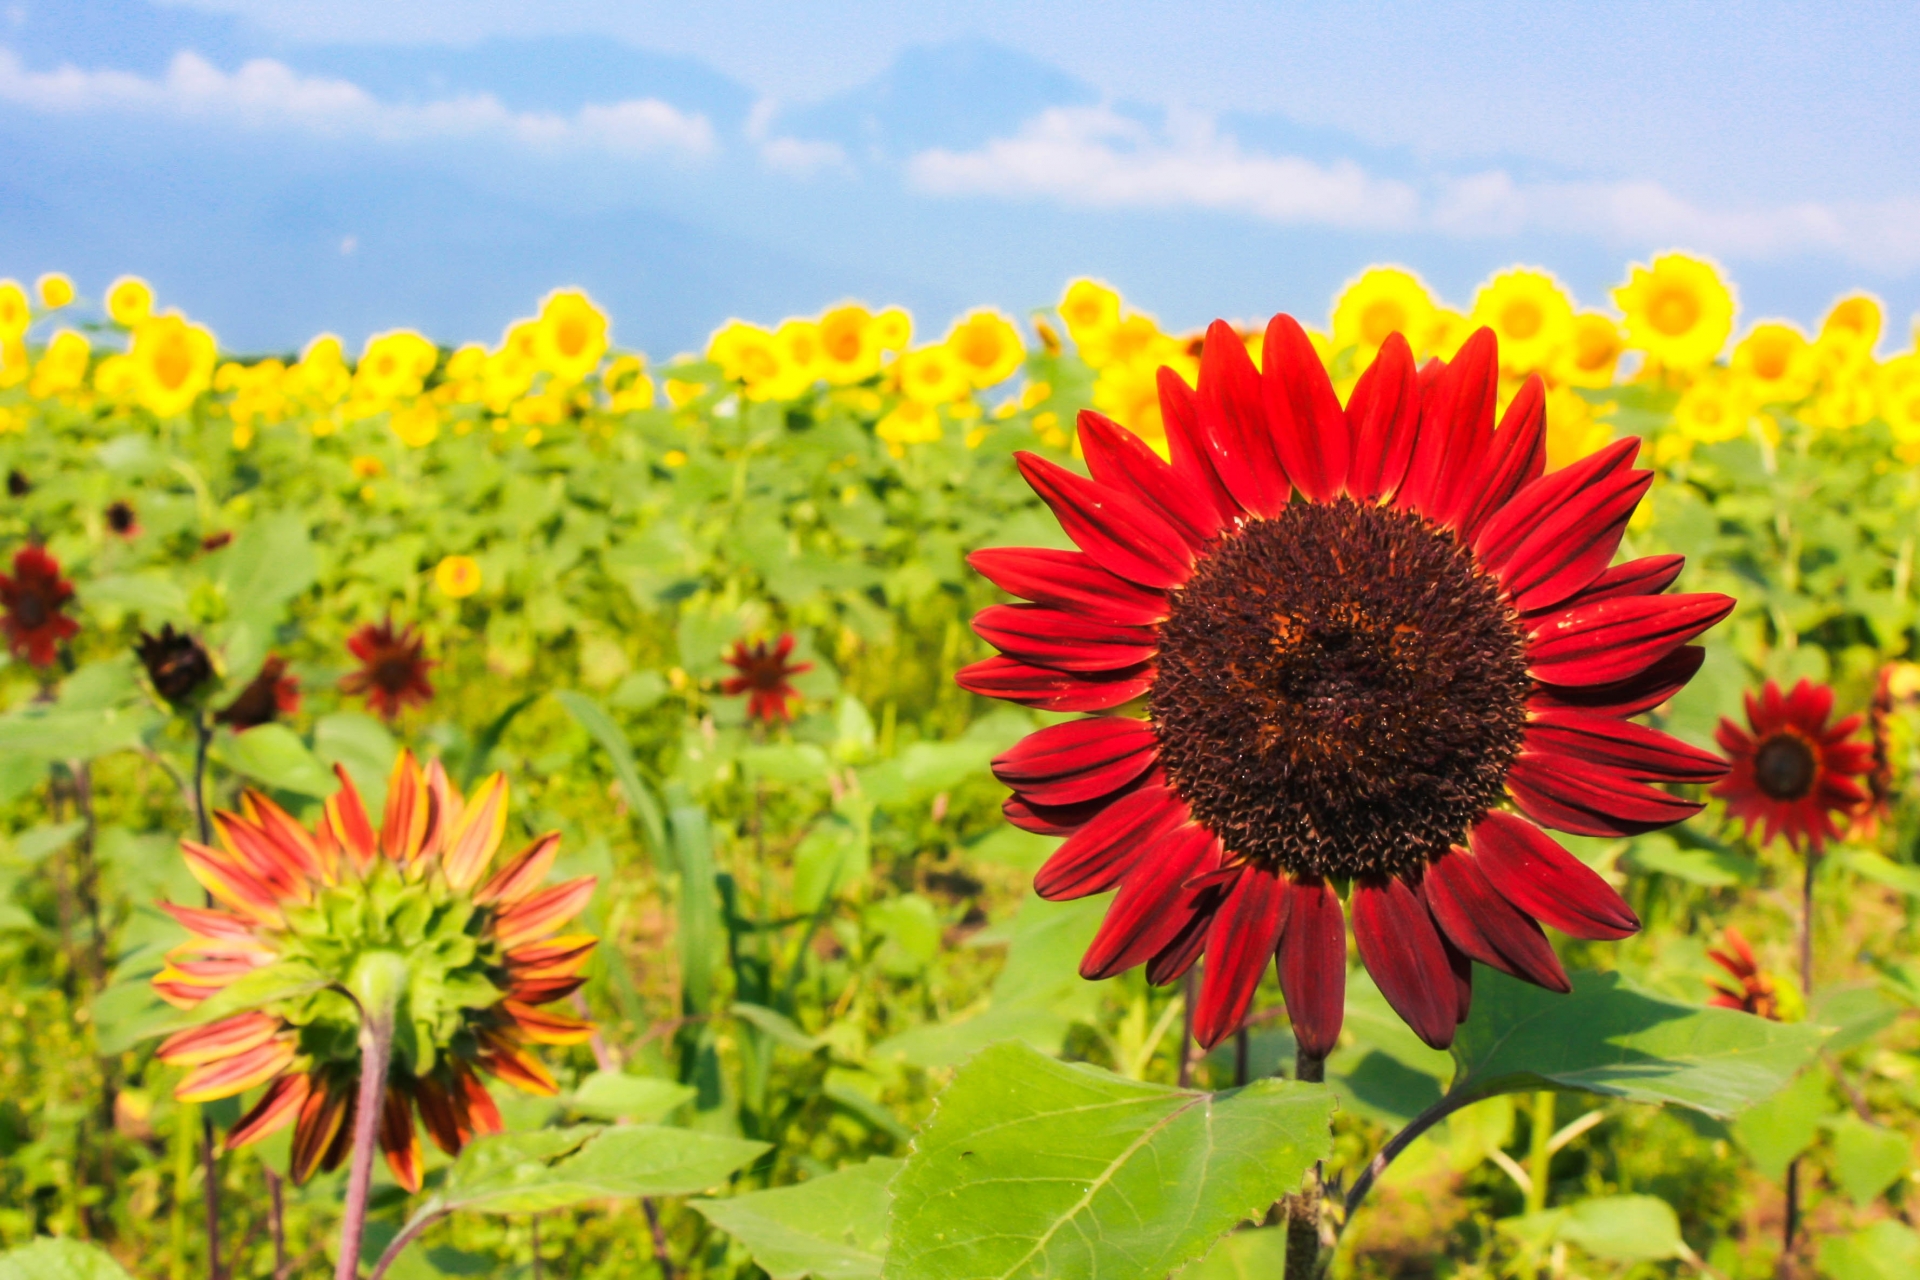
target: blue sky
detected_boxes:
[4,0,1917,355]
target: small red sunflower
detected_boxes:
[1,545,80,668]
[722,634,812,724]
[960,318,1734,1054]
[216,654,301,730]
[1713,678,1870,852]
[1705,927,1780,1019]
[340,619,435,720]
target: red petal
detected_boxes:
[1079,409,1224,548]
[1003,793,1106,836]
[1526,593,1734,686]
[1532,644,1705,718]
[159,1011,281,1066]
[442,772,510,891]
[1015,452,1194,589]
[970,604,1159,673]
[1344,333,1420,503]
[1351,877,1458,1050]
[413,1074,468,1156]
[1196,321,1289,518]
[500,1000,596,1044]
[1397,328,1497,526]
[1477,437,1636,570]
[1422,848,1570,992]
[180,841,285,923]
[1529,554,1685,615]
[1079,824,1219,980]
[1145,908,1213,984]
[1262,314,1350,503]
[1469,811,1639,939]
[492,873,595,946]
[1034,782,1188,900]
[475,832,563,907]
[290,1077,349,1185]
[1489,444,1652,612]
[505,934,600,979]
[324,763,377,873]
[457,1064,504,1136]
[967,547,1169,627]
[956,655,1153,712]
[990,717,1160,807]
[176,1037,296,1102]
[381,1084,424,1193]
[1158,366,1243,529]
[225,1071,311,1150]
[1193,868,1291,1049]
[1524,708,1728,784]
[1456,375,1547,543]
[1508,751,1704,836]
[477,1028,560,1096]
[381,750,430,863]
[1445,935,1474,1024]
[1277,877,1346,1060]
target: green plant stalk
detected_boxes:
[1525,1091,1554,1216]
[171,1101,197,1280]
[1283,1048,1328,1280]
[189,714,223,1280]
[336,952,410,1280]
[1783,853,1818,1260]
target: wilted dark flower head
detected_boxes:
[216,654,301,730]
[106,500,140,539]
[137,625,214,706]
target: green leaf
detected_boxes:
[220,514,316,619]
[9,821,86,865]
[1733,1069,1833,1180]
[459,692,540,792]
[566,1072,695,1123]
[1813,984,1901,1052]
[694,1158,900,1280]
[0,706,158,763]
[431,1124,766,1216]
[882,1041,1336,1280]
[1622,835,1756,887]
[0,1238,136,1280]
[216,724,335,797]
[556,690,666,866]
[83,574,188,619]
[1182,1228,1291,1280]
[1817,1220,1920,1280]
[1828,1114,1912,1206]
[733,1003,826,1053]
[742,743,831,784]
[313,712,397,812]
[1556,1195,1684,1262]
[1844,851,1920,898]
[1448,969,1828,1118]
[183,962,327,1025]
[670,801,720,1017]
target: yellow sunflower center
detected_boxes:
[1359,299,1406,347]
[1649,287,1700,336]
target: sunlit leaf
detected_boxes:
[695,1158,900,1280]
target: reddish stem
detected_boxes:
[336,960,403,1280]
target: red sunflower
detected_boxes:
[722,634,812,725]
[1712,678,1870,852]
[216,654,302,730]
[340,618,435,720]
[1,545,80,668]
[958,317,1734,1056]
[1705,927,1780,1019]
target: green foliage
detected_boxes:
[0,1240,134,1280]
[694,1158,899,1280]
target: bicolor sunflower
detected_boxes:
[0,545,80,668]
[341,618,435,720]
[722,634,813,725]
[1713,679,1871,852]
[153,754,597,1190]
[1705,927,1781,1020]
[959,316,1734,1054]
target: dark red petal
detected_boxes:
[1003,790,1127,836]
[992,717,1159,807]
[1469,811,1640,939]
[1196,321,1289,518]
[1508,750,1704,836]
[1262,314,1350,503]
[1079,409,1224,548]
[968,547,1169,627]
[1352,877,1458,1050]
[1422,848,1571,992]
[956,655,1153,712]
[1397,327,1497,526]
[1455,375,1548,543]
[1034,782,1188,900]
[1496,452,1653,614]
[1524,708,1728,784]
[1476,437,1639,575]
[1080,825,1220,980]
[1158,366,1243,529]
[970,603,1159,673]
[1532,644,1705,718]
[1530,554,1685,615]
[1193,868,1292,1049]
[1277,876,1346,1060]
[1144,908,1213,985]
[1527,593,1734,687]
[1014,452,1194,589]
[1344,333,1420,503]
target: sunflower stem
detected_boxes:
[1282,1049,1328,1280]
[337,952,409,1280]
[1525,1091,1555,1216]
[1176,972,1195,1088]
[1783,854,1818,1263]
[267,1169,288,1280]
[202,1113,222,1280]
[642,1196,676,1280]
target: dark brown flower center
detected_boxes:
[1151,499,1531,880]
[374,654,419,692]
[14,590,48,629]
[1753,733,1816,801]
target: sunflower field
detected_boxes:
[0,254,1918,1280]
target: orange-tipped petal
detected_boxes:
[160,901,261,943]
[246,791,326,882]
[499,1000,595,1044]
[442,773,510,891]
[474,832,561,907]
[456,1063,504,1136]
[506,976,587,1005]
[491,875,596,947]
[476,1028,559,1095]
[381,750,430,863]
[325,763,378,873]
[505,934,598,979]
[158,1011,282,1066]
[175,1037,297,1103]
[290,1078,350,1185]
[422,758,463,861]
[180,841,285,923]
[153,966,225,1008]
[380,1084,424,1192]
[413,1073,468,1156]
[215,812,310,903]
[225,1071,312,1150]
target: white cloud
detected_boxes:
[743,96,849,176]
[911,105,1920,272]
[909,105,1420,231]
[0,48,715,157]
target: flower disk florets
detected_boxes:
[1152,500,1530,880]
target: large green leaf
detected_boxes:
[1732,1069,1832,1181]
[1182,1229,1291,1279]
[0,1239,135,1280]
[882,1041,1336,1280]
[1498,1195,1684,1263]
[1818,1220,1920,1280]
[694,1158,900,1280]
[1828,1114,1912,1206]
[219,513,317,619]
[1448,969,1828,1118]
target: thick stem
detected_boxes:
[1525,1092,1555,1216]
[368,1213,443,1280]
[336,953,409,1280]
[1343,1086,1480,1225]
[642,1198,676,1280]
[1282,1049,1329,1280]
[1783,854,1817,1262]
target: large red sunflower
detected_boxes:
[340,618,435,720]
[1712,678,1869,852]
[0,545,80,668]
[959,318,1734,1055]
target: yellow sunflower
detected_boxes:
[1091,358,1171,457]
[1553,312,1625,388]
[770,319,827,397]
[36,274,75,310]
[871,308,913,352]
[876,398,943,453]
[1542,384,1612,471]
[29,330,91,398]
[896,343,970,406]
[946,309,1025,388]
[106,276,154,327]
[356,330,438,404]
[819,304,882,384]
[93,353,137,403]
[1730,321,1815,404]
[1817,293,1883,371]
[1470,268,1574,376]
[603,354,654,412]
[435,554,483,598]
[1331,266,1437,365]
[0,281,27,341]
[131,313,218,418]
[1613,252,1735,372]
[1880,355,1920,460]
[1059,279,1122,352]
[533,289,609,383]
[1672,375,1749,446]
